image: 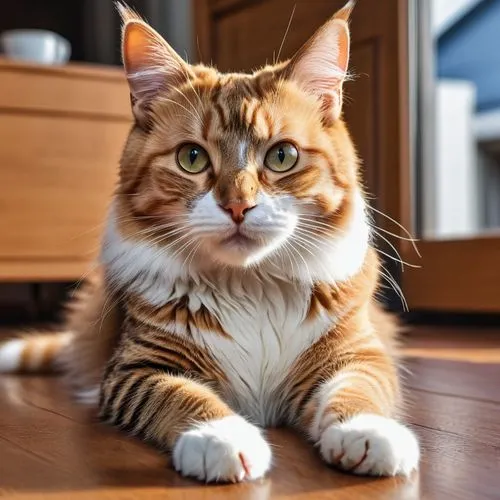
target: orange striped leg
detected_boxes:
[295,349,419,476]
[99,332,271,483]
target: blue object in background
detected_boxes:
[437,0,500,112]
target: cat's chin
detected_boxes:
[201,236,280,268]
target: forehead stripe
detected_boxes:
[202,109,213,141]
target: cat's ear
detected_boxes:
[286,1,353,122]
[117,3,192,122]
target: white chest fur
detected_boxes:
[181,276,334,425]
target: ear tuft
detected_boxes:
[116,1,142,23]
[333,0,356,22]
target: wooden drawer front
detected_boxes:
[0,68,131,119]
[0,115,129,260]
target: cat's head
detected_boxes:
[111,2,368,279]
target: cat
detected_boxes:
[0,1,419,483]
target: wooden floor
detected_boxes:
[0,326,499,500]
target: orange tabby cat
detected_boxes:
[0,2,419,482]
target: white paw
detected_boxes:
[172,415,272,483]
[319,414,419,476]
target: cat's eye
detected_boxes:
[264,142,299,172]
[176,143,210,174]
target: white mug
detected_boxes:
[0,29,71,65]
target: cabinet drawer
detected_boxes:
[0,62,131,119]
[0,114,128,260]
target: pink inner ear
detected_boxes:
[126,68,166,100]
[291,20,350,96]
[123,21,189,101]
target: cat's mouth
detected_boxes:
[220,230,257,247]
[202,224,290,267]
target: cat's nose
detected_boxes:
[220,200,256,224]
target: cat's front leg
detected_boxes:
[99,335,271,483]
[289,331,419,476]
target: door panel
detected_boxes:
[195,0,413,307]
[345,40,381,205]
[405,238,500,312]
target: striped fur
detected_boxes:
[0,1,419,483]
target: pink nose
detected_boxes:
[220,200,256,224]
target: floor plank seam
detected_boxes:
[406,387,500,406]
[0,434,59,465]
[19,396,88,424]
[410,422,500,449]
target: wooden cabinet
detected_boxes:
[0,60,131,280]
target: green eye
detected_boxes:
[176,143,210,173]
[265,142,299,172]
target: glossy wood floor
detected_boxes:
[0,326,499,500]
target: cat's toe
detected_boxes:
[172,415,272,483]
[319,413,419,476]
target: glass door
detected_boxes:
[403,0,500,312]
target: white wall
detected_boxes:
[425,80,480,238]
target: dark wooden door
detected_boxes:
[194,0,412,307]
